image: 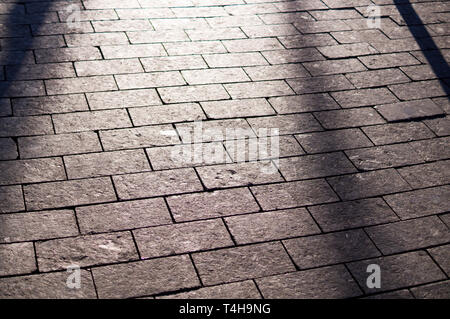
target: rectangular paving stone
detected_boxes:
[428,245,450,277]
[74,59,143,76]
[129,104,205,126]
[224,80,294,99]
[159,281,261,299]
[182,68,250,85]
[0,270,96,299]
[193,242,295,286]
[362,122,434,145]
[134,219,233,258]
[223,38,284,52]
[187,27,247,41]
[375,99,444,122]
[0,138,17,160]
[358,53,420,69]
[93,20,153,32]
[366,216,450,255]
[244,64,310,81]
[411,281,450,299]
[397,160,450,189]
[35,47,102,63]
[197,161,283,189]
[389,80,449,100]
[251,179,339,210]
[0,242,36,276]
[424,116,450,136]
[279,152,357,181]
[331,29,390,44]
[45,76,117,95]
[287,75,354,94]
[248,114,322,135]
[347,251,446,293]
[86,89,162,110]
[262,48,324,64]
[115,72,185,90]
[256,265,361,299]
[64,149,150,179]
[203,52,268,68]
[164,41,227,55]
[113,168,203,200]
[295,129,373,153]
[12,94,89,116]
[0,186,24,213]
[36,232,138,272]
[92,255,200,298]
[225,208,320,244]
[0,116,53,137]
[318,43,377,58]
[65,32,128,47]
[19,132,102,159]
[167,188,260,222]
[345,143,424,170]
[53,109,132,134]
[76,198,171,234]
[304,58,367,76]
[284,230,380,269]
[201,98,275,119]
[127,30,189,44]
[327,169,411,200]
[384,186,450,219]
[278,34,337,49]
[141,55,207,72]
[331,88,398,108]
[295,20,350,34]
[269,93,339,114]
[158,84,230,103]
[206,15,263,28]
[151,17,209,30]
[101,43,167,59]
[6,63,75,80]
[315,108,385,129]
[0,158,66,186]
[346,68,410,88]
[309,198,398,232]
[0,210,78,243]
[409,137,450,161]
[99,125,179,151]
[24,177,117,210]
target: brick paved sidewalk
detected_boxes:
[0,0,449,299]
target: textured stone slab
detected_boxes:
[36,232,138,271]
[331,88,398,108]
[158,84,230,103]
[167,188,260,222]
[128,103,205,125]
[193,242,295,285]
[93,255,200,298]
[314,108,385,129]
[362,122,434,145]
[159,281,261,299]
[389,80,449,100]
[182,68,250,85]
[24,178,117,210]
[251,179,339,210]
[77,198,171,234]
[287,74,354,94]
[0,116,53,137]
[0,210,78,243]
[346,68,410,88]
[375,99,444,121]
[0,242,36,276]
[0,186,24,213]
[309,198,398,232]
[225,208,320,244]
[424,116,450,136]
[86,89,162,110]
[203,52,268,68]
[113,168,203,200]
[0,270,96,299]
[256,265,361,299]
[384,186,450,219]
[115,72,185,90]
[347,251,446,293]
[201,98,275,119]
[409,136,450,161]
[0,158,66,186]
[134,219,233,258]
[224,80,294,99]
[397,160,450,188]
[0,138,17,160]
[428,245,450,276]
[411,281,450,299]
[268,93,339,114]
[12,94,89,116]
[327,169,411,200]
[45,76,117,94]
[247,114,322,135]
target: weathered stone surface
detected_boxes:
[268,93,339,114]
[0,186,24,213]
[409,137,450,161]
[375,99,444,121]
[411,281,450,299]
[0,158,66,186]
[314,108,385,129]
[428,245,450,276]
[0,242,36,276]
[128,103,205,125]
[362,122,434,145]
[397,160,450,188]
[158,281,261,299]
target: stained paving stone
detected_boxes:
[0,242,36,276]
[347,251,446,293]
[362,122,435,145]
[225,208,320,244]
[251,179,339,210]
[158,281,261,299]
[76,198,172,234]
[365,216,450,255]
[134,219,233,258]
[0,186,24,213]
[36,232,138,272]
[284,230,380,269]
[192,242,295,286]
[384,186,450,219]
[0,138,17,160]
[428,245,450,276]
[112,168,203,200]
[24,178,117,211]
[295,129,373,153]
[92,255,200,298]
[0,270,96,299]
[397,160,450,189]
[278,152,357,180]
[327,169,411,201]
[314,108,385,129]
[309,198,398,232]
[0,210,78,243]
[167,188,260,222]
[256,265,362,299]
[375,99,445,122]
[345,143,424,171]
[410,281,450,299]
[64,149,151,179]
